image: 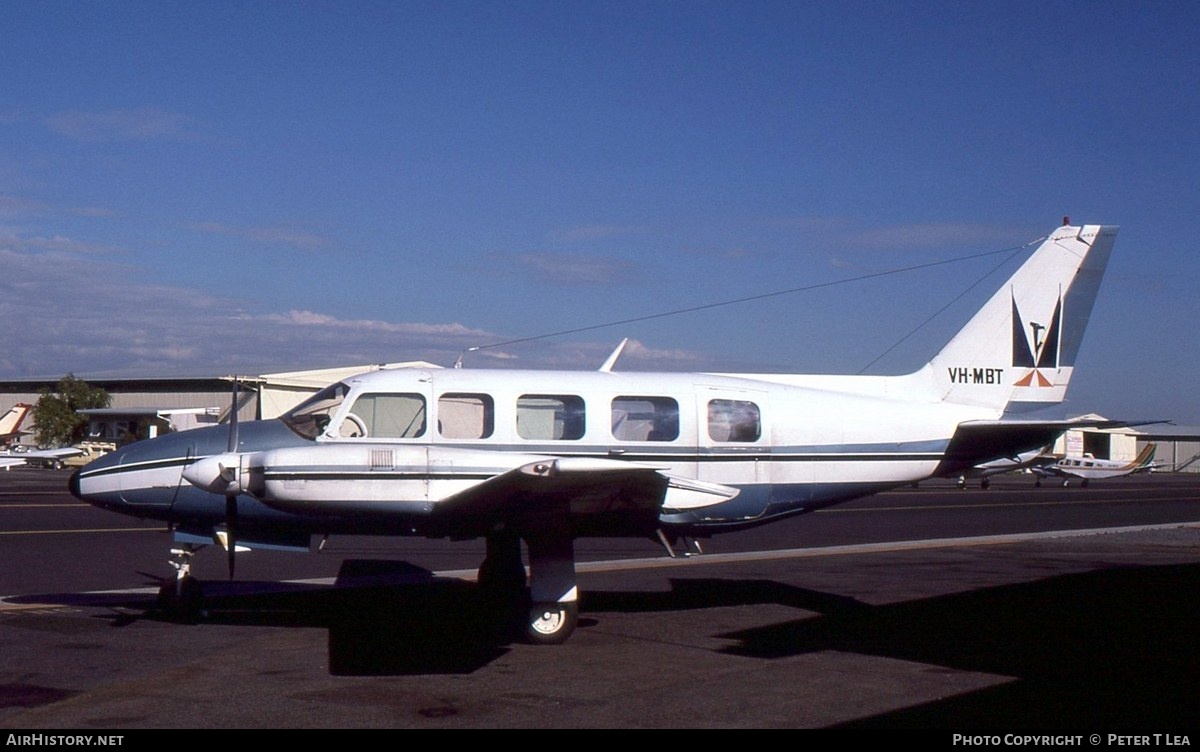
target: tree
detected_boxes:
[32,374,110,447]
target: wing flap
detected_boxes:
[935,418,1150,477]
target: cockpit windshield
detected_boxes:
[279,381,351,440]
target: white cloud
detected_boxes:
[0,238,715,378]
[6,233,119,254]
[0,194,118,220]
[549,223,642,242]
[0,195,50,218]
[847,222,1029,250]
[508,252,635,286]
[190,222,328,250]
[44,107,197,142]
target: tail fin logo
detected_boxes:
[1011,292,1061,388]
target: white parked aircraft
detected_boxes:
[71,223,1118,644]
[0,445,87,470]
[0,404,88,470]
[0,404,32,448]
[953,445,1055,489]
[1032,443,1157,487]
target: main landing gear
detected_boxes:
[479,528,579,645]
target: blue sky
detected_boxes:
[2,1,1198,423]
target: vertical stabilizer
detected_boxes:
[0,403,32,439]
[925,224,1118,411]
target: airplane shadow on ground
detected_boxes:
[14,559,1200,725]
[709,563,1200,729]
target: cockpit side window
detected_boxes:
[346,393,426,439]
[279,382,351,440]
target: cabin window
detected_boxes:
[280,381,351,439]
[438,393,495,439]
[517,394,585,440]
[611,396,679,442]
[707,399,761,442]
[344,393,426,439]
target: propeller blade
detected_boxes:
[225,377,240,580]
[225,493,237,580]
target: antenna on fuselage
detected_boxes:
[454,347,480,369]
[598,338,628,372]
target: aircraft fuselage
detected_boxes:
[71,367,991,542]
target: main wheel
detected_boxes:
[526,602,578,645]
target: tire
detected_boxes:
[526,602,578,645]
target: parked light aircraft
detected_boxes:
[0,445,87,470]
[1032,443,1157,487]
[0,404,86,470]
[71,223,1118,644]
[0,404,32,448]
[953,445,1055,489]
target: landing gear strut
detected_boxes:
[157,544,204,621]
[477,533,527,603]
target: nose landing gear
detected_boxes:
[157,544,205,622]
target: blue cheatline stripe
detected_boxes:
[78,438,951,484]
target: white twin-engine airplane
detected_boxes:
[71,223,1118,644]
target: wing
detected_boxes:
[1,447,84,468]
[435,457,739,536]
[27,448,85,459]
[200,444,742,539]
[1030,462,1070,479]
